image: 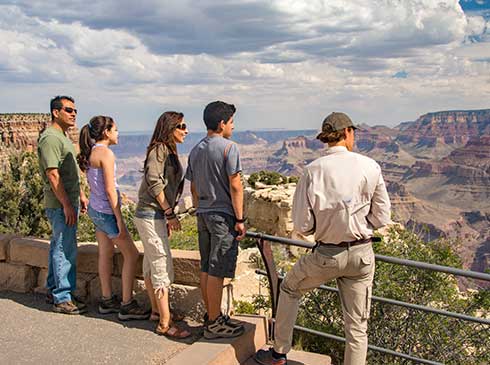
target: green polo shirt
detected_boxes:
[37,126,80,209]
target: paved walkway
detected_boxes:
[0,291,201,364]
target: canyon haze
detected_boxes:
[114,109,490,276]
[1,109,489,276]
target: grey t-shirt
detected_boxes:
[185,135,241,217]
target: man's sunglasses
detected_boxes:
[61,107,77,114]
[175,123,187,130]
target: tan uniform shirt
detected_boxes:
[292,146,391,244]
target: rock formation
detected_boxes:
[0,113,79,170]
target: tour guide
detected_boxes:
[255,112,392,365]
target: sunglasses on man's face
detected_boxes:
[175,123,187,130]
[61,107,77,114]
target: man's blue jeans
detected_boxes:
[45,207,78,304]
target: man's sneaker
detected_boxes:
[255,348,288,365]
[72,295,87,311]
[46,292,86,310]
[118,299,150,321]
[98,295,120,314]
[52,301,86,315]
[203,314,245,339]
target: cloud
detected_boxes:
[0,1,489,130]
[393,71,409,78]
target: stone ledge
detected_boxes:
[113,241,144,278]
[77,242,99,273]
[0,233,18,261]
[172,249,201,286]
[243,349,331,365]
[9,237,49,268]
[3,237,202,280]
[0,262,37,293]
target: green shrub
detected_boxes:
[0,152,50,238]
[169,214,199,250]
[248,170,300,188]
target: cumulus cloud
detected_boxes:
[0,1,489,130]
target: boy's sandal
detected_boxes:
[156,323,191,339]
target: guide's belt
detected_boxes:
[313,237,381,250]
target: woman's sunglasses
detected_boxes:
[175,123,187,130]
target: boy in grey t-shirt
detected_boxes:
[185,101,246,339]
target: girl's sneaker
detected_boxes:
[98,295,120,314]
[118,299,150,321]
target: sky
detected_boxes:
[0,0,489,132]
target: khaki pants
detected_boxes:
[274,243,375,365]
[134,216,174,289]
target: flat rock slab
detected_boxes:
[0,291,202,364]
[166,315,268,365]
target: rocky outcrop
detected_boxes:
[395,109,490,155]
[245,184,296,237]
[445,136,490,169]
[0,114,50,154]
[356,127,399,153]
[0,113,79,170]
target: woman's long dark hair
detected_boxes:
[143,111,183,170]
[143,112,184,205]
[77,116,115,172]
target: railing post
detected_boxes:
[256,237,281,341]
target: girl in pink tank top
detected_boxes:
[78,116,149,320]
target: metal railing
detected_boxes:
[246,231,490,365]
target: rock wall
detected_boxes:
[0,234,202,313]
[396,109,490,147]
[0,233,259,318]
[245,184,296,237]
[0,113,79,170]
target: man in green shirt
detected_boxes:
[38,95,88,314]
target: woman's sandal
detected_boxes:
[150,312,185,322]
[156,322,191,339]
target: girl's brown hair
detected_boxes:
[77,116,115,172]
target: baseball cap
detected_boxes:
[316,112,359,139]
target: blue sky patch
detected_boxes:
[393,71,408,79]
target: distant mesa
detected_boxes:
[395,109,490,154]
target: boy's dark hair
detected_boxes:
[203,101,236,131]
[50,95,75,120]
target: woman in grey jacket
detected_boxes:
[134,111,190,338]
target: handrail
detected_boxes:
[247,231,490,364]
[246,231,490,282]
[255,269,490,325]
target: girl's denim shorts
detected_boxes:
[88,205,119,239]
